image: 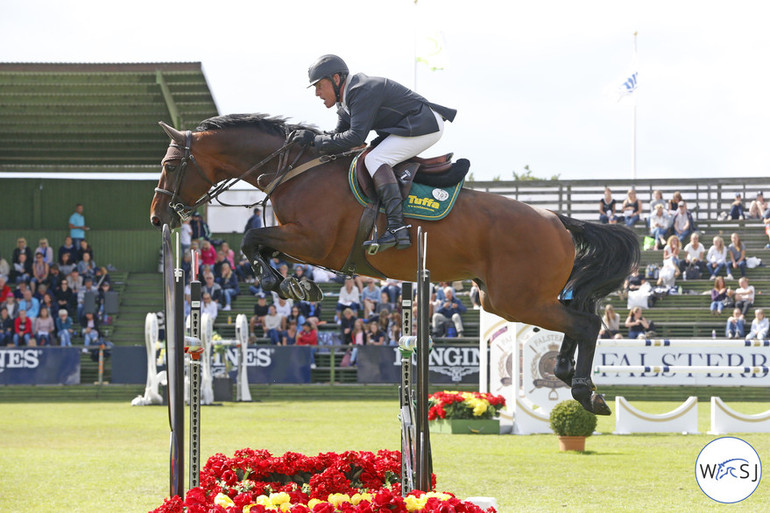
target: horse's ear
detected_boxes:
[158,121,186,145]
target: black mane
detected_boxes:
[195,113,318,136]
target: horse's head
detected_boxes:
[150,122,218,229]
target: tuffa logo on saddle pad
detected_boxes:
[348,154,463,221]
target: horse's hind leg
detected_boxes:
[563,309,611,415]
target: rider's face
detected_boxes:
[314,77,338,108]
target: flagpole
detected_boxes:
[632,31,638,180]
[413,0,419,92]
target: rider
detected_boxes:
[290,54,456,252]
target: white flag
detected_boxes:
[608,54,640,102]
[416,31,449,71]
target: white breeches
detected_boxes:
[364,110,444,176]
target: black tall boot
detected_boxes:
[370,164,411,251]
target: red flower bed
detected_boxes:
[150,449,495,513]
[428,391,506,421]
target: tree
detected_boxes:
[512,165,560,181]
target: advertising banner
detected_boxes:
[0,347,80,385]
[111,346,148,384]
[356,345,479,384]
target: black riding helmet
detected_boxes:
[307,54,349,102]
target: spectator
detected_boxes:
[623,268,646,296]
[432,287,466,337]
[296,320,318,368]
[30,252,50,292]
[286,305,306,329]
[40,291,58,320]
[683,233,707,275]
[80,311,100,351]
[55,279,76,317]
[96,281,113,323]
[34,307,54,346]
[381,279,402,304]
[389,311,402,344]
[11,252,31,285]
[77,252,96,279]
[648,204,670,250]
[705,236,729,280]
[77,240,94,263]
[249,293,270,339]
[0,255,8,279]
[212,249,228,277]
[728,232,747,280]
[56,309,74,347]
[350,318,366,346]
[336,277,361,316]
[35,238,54,265]
[58,252,76,276]
[281,319,299,346]
[68,203,89,247]
[671,201,695,242]
[200,292,218,322]
[13,282,29,300]
[748,191,767,219]
[469,282,481,309]
[745,309,769,340]
[58,236,78,266]
[764,208,770,249]
[361,279,381,317]
[667,191,684,215]
[648,190,667,217]
[375,291,397,315]
[18,288,40,320]
[180,219,193,257]
[725,308,746,339]
[0,307,13,346]
[625,306,655,339]
[300,301,324,327]
[365,317,386,346]
[710,276,729,316]
[190,211,211,241]
[201,273,223,310]
[76,277,98,321]
[0,276,12,303]
[733,277,755,316]
[216,262,240,311]
[244,207,263,232]
[47,264,62,293]
[598,187,619,224]
[729,193,745,220]
[199,240,217,267]
[621,188,642,227]
[67,269,84,293]
[339,307,357,345]
[13,309,33,346]
[12,238,33,267]
[599,304,623,339]
[4,296,17,319]
[220,242,236,270]
[263,304,284,344]
[273,297,293,325]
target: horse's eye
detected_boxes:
[165,163,177,172]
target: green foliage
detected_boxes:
[512,165,560,181]
[549,399,598,437]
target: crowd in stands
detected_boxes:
[0,204,114,350]
[604,188,770,341]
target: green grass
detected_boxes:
[0,399,768,512]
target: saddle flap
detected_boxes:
[355,149,458,200]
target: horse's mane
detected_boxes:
[195,113,319,137]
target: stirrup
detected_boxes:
[363,224,411,255]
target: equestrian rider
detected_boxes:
[290,54,456,252]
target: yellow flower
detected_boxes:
[214,493,235,508]
[424,492,452,501]
[308,499,323,509]
[404,495,427,511]
[328,493,351,507]
[350,493,372,505]
[270,492,291,506]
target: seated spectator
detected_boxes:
[56,309,74,347]
[725,308,746,339]
[339,307,357,345]
[35,238,54,265]
[705,236,729,280]
[599,304,623,339]
[671,201,695,242]
[469,282,481,310]
[734,277,755,316]
[13,309,33,346]
[361,279,381,317]
[281,319,299,346]
[47,264,62,293]
[381,279,402,304]
[728,232,748,279]
[663,235,683,273]
[300,301,324,327]
[431,287,466,337]
[201,273,223,310]
[34,307,55,346]
[748,191,767,219]
[667,191,684,216]
[648,204,670,250]
[12,238,33,268]
[212,249,227,277]
[745,309,769,341]
[273,296,293,326]
[76,252,96,279]
[76,277,98,321]
[286,305,306,328]
[220,241,236,270]
[296,320,319,368]
[67,269,84,293]
[4,296,17,319]
[96,281,113,323]
[11,252,32,285]
[365,317,386,346]
[18,288,40,321]
[683,233,707,275]
[58,252,76,276]
[200,292,218,322]
[0,276,12,303]
[31,251,50,292]
[729,193,746,220]
[77,240,94,263]
[40,290,58,320]
[80,311,100,351]
[389,311,402,344]
[199,240,217,267]
[0,256,8,279]
[0,307,13,346]
[249,293,270,339]
[710,276,729,316]
[350,318,366,346]
[58,236,78,266]
[625,306,655,339]
[262,304,284,345]
[13,282,28,300]
[375,291,397,315]
[623,268,646,296]
[55,279,76,317]
[621,188,642,227]
[648,189,667,216]
[190,211,211,241]
[336,277,361,317]
[216,262,240,312]
[598,187,619,224]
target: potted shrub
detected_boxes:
[549,399,597,451]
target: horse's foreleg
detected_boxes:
[241,228,289,295]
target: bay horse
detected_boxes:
[150,113,640,415]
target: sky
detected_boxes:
[3,0,770,182]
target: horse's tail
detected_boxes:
[557,214,641,315]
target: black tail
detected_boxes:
[557,214,641,315]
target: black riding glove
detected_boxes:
[289,130,315,147]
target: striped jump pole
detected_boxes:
[597,339,770,348]
[415,227,432,493]
[186,249,202,490]
[594,365,770,375]
[398,282,415,495]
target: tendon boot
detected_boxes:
[367,164,411,253]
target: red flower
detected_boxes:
[311,502,336,513]
[184,487,208,507]
[149,495,184,513]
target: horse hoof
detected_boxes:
[553,357,575,387]
[300,278,324,302]
[591,393,612,416]
[279,278,306,301]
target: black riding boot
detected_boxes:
[371,164,411,251]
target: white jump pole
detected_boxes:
[594,365,770,375]
[597,339,770,348]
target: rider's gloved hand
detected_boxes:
[289,130,315,147]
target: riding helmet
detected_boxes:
[307,54,349,87]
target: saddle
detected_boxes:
[355,147,470,201]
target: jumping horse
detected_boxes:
[150,113,640,415]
